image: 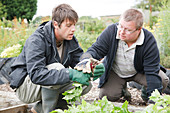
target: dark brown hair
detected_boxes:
[52,4,78,27]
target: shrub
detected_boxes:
[0,18,36,54]
[144,0,170,68]
[75,30,99,52]
[0,44,22,58]
[152,0,170,68]
[75,17,107,52]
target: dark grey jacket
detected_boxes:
[82,23,164,97]
[10,21,83,89]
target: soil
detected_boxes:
[0,80,145,108]
[82,80,146,106]
[0,84,13,92]
[0,79,169,111]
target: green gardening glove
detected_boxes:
[92,63,105,81]
[69,69,91,85]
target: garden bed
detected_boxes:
[1,78,170,112]
[0,80,147,112]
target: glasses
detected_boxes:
[117,23,138,34]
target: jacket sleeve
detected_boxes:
[143,30,162,97]
[25,34,70,86]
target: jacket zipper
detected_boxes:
[52,44,58,62]
[63,47,80,65]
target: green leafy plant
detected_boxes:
[50,96,132,113]
[62,83,83,104]
[136,89,170,113]
[51,89,170,113]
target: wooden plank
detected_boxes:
[0,104,28,113]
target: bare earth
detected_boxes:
[0,80,146,110]
[2,78,170,112]
[82,80,146,106]
[1,80,169,113]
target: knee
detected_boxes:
[107,95,120,102]
[99,91,120,102]
[46,63,65,70]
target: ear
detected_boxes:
[53,21,58,29]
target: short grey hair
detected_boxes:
[120,9,144,29]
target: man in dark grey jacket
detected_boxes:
[9,4,104,113]
[75,9,169,104]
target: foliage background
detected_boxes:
[146,0,170,68]
[0,0,37,22]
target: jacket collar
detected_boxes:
[39,20,81,51]
[38,21,54,44]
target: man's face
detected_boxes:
[54,19,76,41]
[117,19,141,44]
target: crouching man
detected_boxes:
[9,4,104,113]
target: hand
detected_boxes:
[69,69,91,85]
[92,63,105,81]
[74,59,91,73]
[74,58,101,74]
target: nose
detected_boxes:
[71,25,76,32]
[119,28,125,34]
